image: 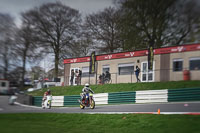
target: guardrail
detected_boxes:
[136,90,168,103]
[33,96,42,106]
[52,96,64,106]
[108,91,135,104]
[168,87,200,102]
[94,93,108,104]
[64,95,80,106]
[32,87,200,106]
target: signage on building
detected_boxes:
[63,56,90,64]
[89,52,96,74]
[63,43,200,64]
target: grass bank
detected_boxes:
[0,113,199,133]
[28,80,200,96]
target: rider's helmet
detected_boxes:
[85,83,89,88]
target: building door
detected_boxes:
[141,61,154,82]
[69,68,80,85]
[160,54,170,81]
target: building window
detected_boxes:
[118,63,134,75]
[141,61,154,82]
[102,65,110,74]
[190,57,200,70]
[173,59,183,71]
[1,82,6,87]
[82,67,94,77]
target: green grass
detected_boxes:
[0,113,200,133]
[28,80,200,96]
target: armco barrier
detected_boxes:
[93,93,108,104]
[108,91,136,104]
[63,93,109,106]
[32,96,42,106]
[32,87,200,106]
[33,96,64,107]
[136,90,168,103]
[64,95,80,106]
[52,96,64,106]
[168,87,200,102]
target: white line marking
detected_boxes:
[83,112,200,115]
[94,101,200,107]
[14,102,69,109]
[84,112,154,114]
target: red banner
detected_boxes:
[63,43,200,64]
[96,50,148,61]
[63,56,90,64]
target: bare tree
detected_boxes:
[118,0,200,49]
[22,2,81,78]
[167,0,200,45]
[68,30,94,57]
[0,13,16,79]
[31,66,45,80]
[84,7,123,53]
[14,22,42,88]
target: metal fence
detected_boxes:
[65,68,197,86]
[65,72,135,86]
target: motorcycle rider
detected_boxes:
[81,83,94,105]
[42,89,51,107]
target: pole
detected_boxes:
[95,61,98,85]
[131,72,132,83]
[89,73,90,84]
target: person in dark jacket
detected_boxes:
[135,66,141,82]
[70,69,74,85]
[78,70,82,85]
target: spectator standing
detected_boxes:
[135,66,141,82]
[70,69,74,85]
[105,71,111,80]
[98,74,102,84]
[75,70,79,84]
[102,73,105,84]
[78,70,82,85]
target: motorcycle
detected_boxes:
[42,95,52,109]
[78,93,95,109]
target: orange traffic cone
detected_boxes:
[158,108,160,114]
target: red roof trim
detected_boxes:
[0,79,9,81]
[63,43,200,64]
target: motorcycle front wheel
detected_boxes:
[47,101,51,109]
[90,99,95,109]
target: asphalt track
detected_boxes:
[1,96,200,114]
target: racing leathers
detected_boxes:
[81,87,94,105]
[42,91,51,106]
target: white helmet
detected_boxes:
[85,83,89,87]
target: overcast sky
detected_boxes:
[0,0,114,71]
[0,0,114,27]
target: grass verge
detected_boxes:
[0,113,200,133]
[28,80,200,96]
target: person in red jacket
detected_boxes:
[42,89,51,106]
